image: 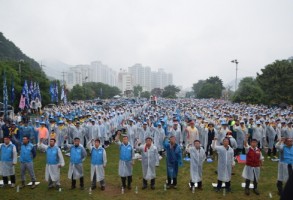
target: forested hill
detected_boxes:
[0,32,41,70]
[0,32,51,107]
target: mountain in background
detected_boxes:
[0,32,52,106]
[0,32,41,71]
[40,58,73,80]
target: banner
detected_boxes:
[3,71,8,119]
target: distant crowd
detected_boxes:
[0,99,292,199]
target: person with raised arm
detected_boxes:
[186,140,206,191]
[242,135,264,195]
[87,138,107,190]
[276,137,293,195]
[115,130,135,190]
[136,137,159,190]
[38,138,65,190]
[212,137,235,193]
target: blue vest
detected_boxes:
[46,146,59,165]
[1,144,14,162]
[282,145,293,164]
[70,145,83,164]
[91,147,104,165]
[20,143,34,163]
[120,143,132,161]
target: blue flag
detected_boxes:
[22,80,30,108]
[37,83,42,102]
[55,82,58,103]
[11,76,15,104]
[49,82,55,102]
[3,71,8,120]
[29,81,33,96]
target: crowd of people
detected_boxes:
[0,98,292,198]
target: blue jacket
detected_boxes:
[91,147,104,165]
[163,139,182,178]
[1,143,15,162]
[70,145,86,164]
[46,146,59,165]
[120,143,133,161]
[20,142,36,163]
[281,145,293,164]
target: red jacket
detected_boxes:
[246,147,261,167]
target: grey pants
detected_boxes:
[21,162,36,182]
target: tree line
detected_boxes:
[188,59,293,105]
[68,82,121,100]
[233,59,293,105]
[132,85,181,99]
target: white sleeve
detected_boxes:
[13,145,17,164]
[58,148,65,167]
[103,149,107,167]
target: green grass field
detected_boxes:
[2,144,281,200]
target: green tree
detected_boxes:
[0,32,51,110]
[256,60,293,104]
[185,91,194,98]
[68,84,85,100]
[151,88,163,97]
[197,76,224,99]
[162,85,180,98]
[140,91,151,99]
[0,61,51,109]
[233,77,265,104]
[133,85,143,97]
[192,80,205,98]
[68,82,121,100]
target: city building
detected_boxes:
[150,68,173,90]
[129,64,173,91]
[118,69,133,94]
[128,64,151,91]
[91,61,117,87]
[65,61,173,93]
[66,65,91,89]
[66,61,117,89]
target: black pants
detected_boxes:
[3,175,16,184]
[217,180,230,189]
[206,140,213,156]
[121,176,132,188]
[277,164,293,194]
[143,178,155,186]
[72,175,84,187]
[167,177,177,186]
[245,172,257,189]
[267,147,277,157]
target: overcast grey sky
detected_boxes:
[0,0,292,88]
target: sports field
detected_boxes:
[2,144,280,200]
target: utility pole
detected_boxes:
[39,62,46,71]
[61,71,67,85]
[231,59,239,91]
